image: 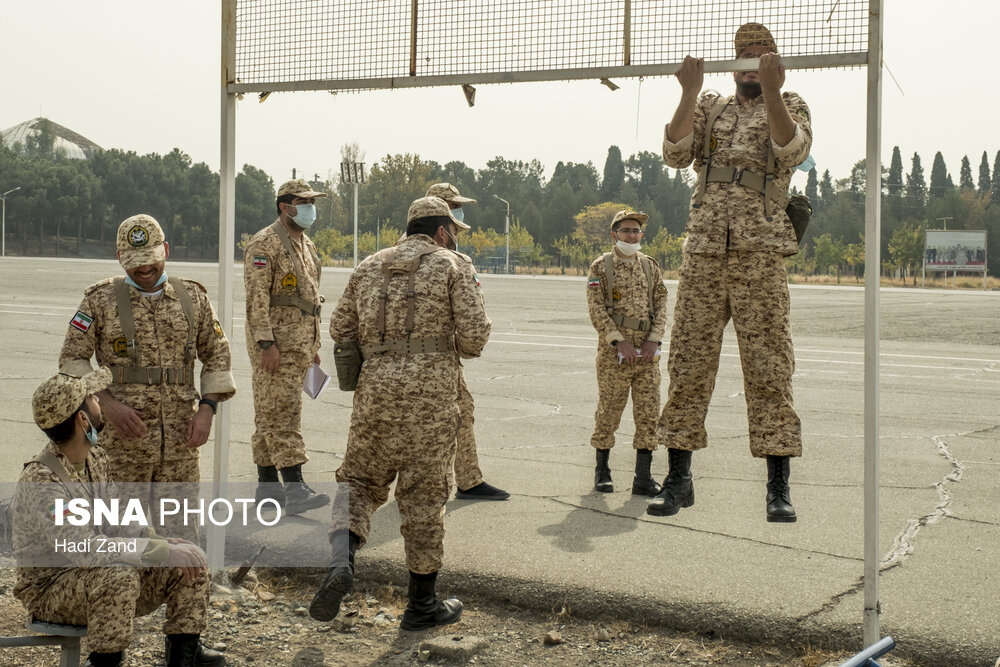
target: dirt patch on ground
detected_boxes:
[0,568,915,666]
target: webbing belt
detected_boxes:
[360,335,454,360]
[704,166,789,209]
[113,365,194,386]
[269,293,322,316]
[609,313,652,332]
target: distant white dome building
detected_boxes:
[1,117,103,160]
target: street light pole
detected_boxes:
[1,186,22,258]
[341,162,366,267]
[493,194,510,274]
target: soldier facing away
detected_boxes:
[649,23,811,522]
[586,210,668,496]
[311,196,491,629]
[12,368,223,667]
[425,182,509,501]
[243,179,331,515]
[58,215,236,540]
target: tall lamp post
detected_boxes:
[493,194,510,274]
[1,186,21,258]
[341,162,366,267]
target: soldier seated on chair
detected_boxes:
[11,368,224,667]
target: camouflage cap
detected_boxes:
[406,196,470,230]
[610,210,649,232]
[735,22,777,56]
[33,367,112,430]
[117,214,166,270]
[425,182,476,205]
[276,179,328,200]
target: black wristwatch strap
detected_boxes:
[198,398,218,414]
[259,340,274,350]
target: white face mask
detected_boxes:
[452,206,465,222]
[616,240,641,255]
[290,203,317,228]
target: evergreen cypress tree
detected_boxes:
[978,151,991,196]
[959,155,974,190]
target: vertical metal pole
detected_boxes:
[353,183,359,267]
[410,0,418,76]
[622,0,631,66]
[1,197,5,257]
[505,212,510,274]
[209,0,238,573]
[863,0,884,649]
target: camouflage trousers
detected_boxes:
[591,343,661,450]
[249,349,311,470]
[113,458,200,543]
[334,407,459,574]
[20,566,209,653]
[453,371,484,490]
[658,251,802,457]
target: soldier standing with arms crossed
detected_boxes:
[59,215,236,540]
[425,182,509,501]
[310,196,491,629]
[244,179,331,515]
[586,210,668,496]
[648,23,811,522]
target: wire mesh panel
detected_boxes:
[234,0,869,92]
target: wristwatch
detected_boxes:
[198,398,218,414]
[258,340,274,350]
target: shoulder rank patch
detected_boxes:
[253,255,268,268]
[612,289,621,301]
[112,336,130,357]
[70,311,93,333]
[281,273,297,290]
[212,320,225,338]
[587,278,601,288]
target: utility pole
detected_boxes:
[493,194,510,274]
[341,162,366,267]
[1,187,22,257]
[936,216,953,230]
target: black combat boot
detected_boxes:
[84,652,123,667]
[309,530,360,621]
[765,455,797,523]
[254,465,285,508]
[594,448,613,493]
[279,464,330,515]
[646,448,694,516]
[399,571,463,631]
[165,634,225,666]
[631,449,662,497]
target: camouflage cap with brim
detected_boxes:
[117,214,166,270]
[610,209,649,232]
[734,22,777,56]
[406,196,470,230]
[425,182,476,205]
[277,179,328,200]
[33,367,112,430]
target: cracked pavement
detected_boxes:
[1,257,998,665]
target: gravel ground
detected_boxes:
[0,568,918,667]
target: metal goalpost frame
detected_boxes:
[217,0,886,648]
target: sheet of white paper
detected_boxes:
[303,363,331,399]
[618,348,661,364]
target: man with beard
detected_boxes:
[649,23,812,522]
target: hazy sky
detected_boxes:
[2,1,995,197]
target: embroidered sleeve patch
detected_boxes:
[70,311,93,332]
[473,273,480,287]
[587,278,601,288]
[252,255,268,268]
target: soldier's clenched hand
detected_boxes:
[639,340,659,363]
[261,345,282,373]
[757,52,785,92]
[676,56,704,95]
[100,394,147,439]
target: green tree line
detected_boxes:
[2,121,998,277]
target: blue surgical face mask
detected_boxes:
[124,272,167,291]
[291,203,317,228]
[83,414,99,446]
[451,206,465,222]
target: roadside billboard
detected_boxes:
[924,230,987,270]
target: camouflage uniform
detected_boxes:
[58,217,235,538]
[329,205,491,574]
[586,247,668,451]
[659,81,811,458]
[243,220,323,470]
[13,441,209,654]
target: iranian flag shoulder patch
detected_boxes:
[252,255,268,268]
[70,311,93,333]
[587,278,601,288]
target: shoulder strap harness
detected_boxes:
[601,252,655,332]
[269,221,323,317]
[692,94,787,221]
[111,276,195,386]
